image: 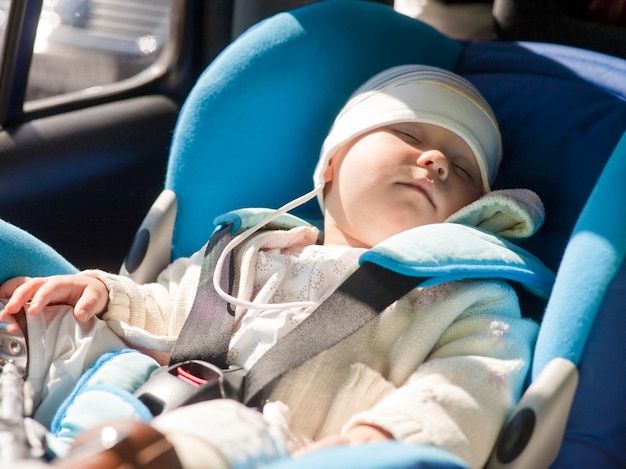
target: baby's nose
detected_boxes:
[417,150,449,179]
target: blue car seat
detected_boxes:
[1,1,625,467]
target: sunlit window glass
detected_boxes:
[0,0,10,70]
[27,0,176,103]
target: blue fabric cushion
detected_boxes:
[0,218,77,283]
[267,442,468,469]
[551,255,626,468]
[535,133,626,466]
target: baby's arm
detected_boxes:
[0,274,109,323]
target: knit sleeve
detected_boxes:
[342,281,538,469]
[82,243,207,350]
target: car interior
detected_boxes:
[0,1,625,468]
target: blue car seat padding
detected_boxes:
[0,218,77,283]
[534,131,626,468]
[268,441,468,469]
[554,253,626,468]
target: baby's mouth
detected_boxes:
[401,179,435,207]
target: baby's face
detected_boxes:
[322,122,483,248]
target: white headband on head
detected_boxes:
[313,65,502,209]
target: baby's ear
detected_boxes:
[445,189,545,239]
[323,157,335,183]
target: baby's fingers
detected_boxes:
[73,284,108,322]
[0,276,31,298]
[1,277,47,317]
[25,277,85,315]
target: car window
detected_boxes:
[0,0,178,107]
[0,1,8,66]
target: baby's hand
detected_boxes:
[295,424,393,456]
[0,274,109,323]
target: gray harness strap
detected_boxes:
[169,226,235,369]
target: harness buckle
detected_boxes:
[135,360,244,416]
